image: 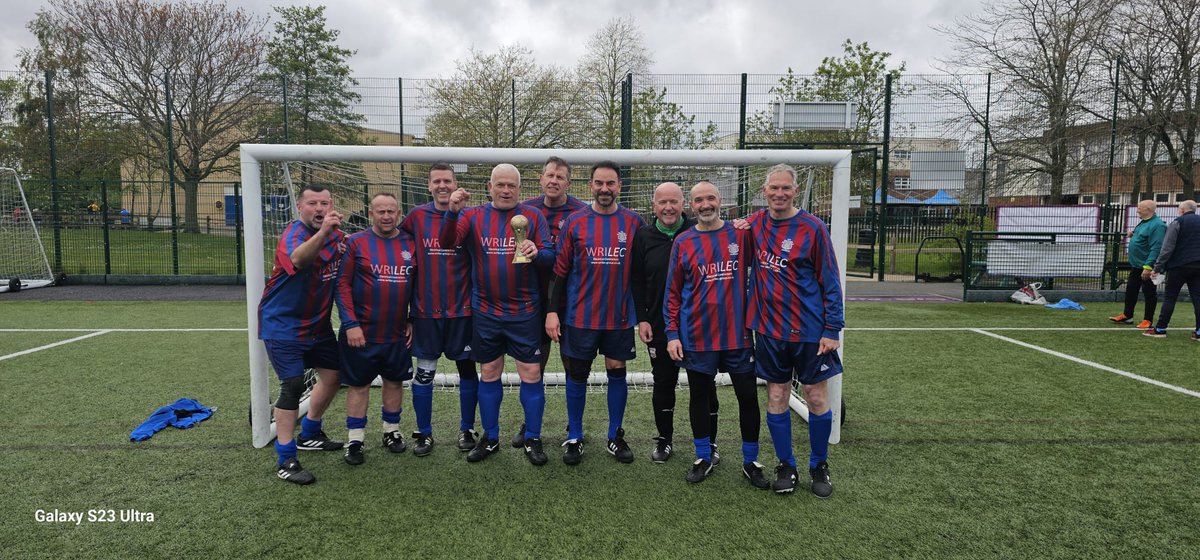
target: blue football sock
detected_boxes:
[478,379,503,441]
[607,369,628,440]
[413,382,434,435]
[520,379,545,439]
[565,377,587,441]
[459,376,479,431]
[694,436,712,461]
[381,407,401,425]
[275,439,297,465]
[742,441,760,464]
[808,409,833,469]
[345,416,367,430]
[766,411,796,467]
[299,416,322,439]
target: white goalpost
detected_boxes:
[0,168,55,293]
[240,145,851,449]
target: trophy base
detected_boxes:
[512,255,532,264]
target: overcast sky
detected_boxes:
[1,0,983,77]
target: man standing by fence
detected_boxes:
[1145,200,1200,340]
[1110,200,1166,329]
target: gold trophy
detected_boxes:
[510,214,531,264]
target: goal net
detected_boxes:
[240,146,850,448]
[0,168,55,293]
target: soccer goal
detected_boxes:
[240,145,851,448]
[0,168,55,293]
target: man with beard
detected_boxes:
[545,161,646,465]
[664,181,764,488]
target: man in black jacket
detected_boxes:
[1145,200,1200,340]
[631,182,710,463]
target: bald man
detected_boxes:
[1110,200,1166,329]
[631,182,701,464]
[1145,200,1200,339]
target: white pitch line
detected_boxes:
[0,330,113,362]
[971,328,1200,399]
[0,328,246,332]
[848,327,1141,331]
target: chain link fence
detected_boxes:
[1,66,1191,286]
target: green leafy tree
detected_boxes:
[748,40,906,146]
[424,45,590,148]
[265,5,363,146]
[632,87,718,149]
[48,0,270,233]
[8,9,124,212]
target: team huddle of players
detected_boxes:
[257,158,844,498]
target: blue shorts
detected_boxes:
[264,338,340,381]
[411,316,472,361]
[680,347,754,376]
[471,313,541,364]
[561,325,636,362]
[754,335,843,385]
[338,338,413,386]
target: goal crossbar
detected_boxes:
[240,145,851,448]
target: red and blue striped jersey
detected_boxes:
[400,203,472,319]
[523,195,588,245]
[553,205,646,330]
[439,203,554,319]
[335,228,416,344]
[525,195,588,309]
[746,209,844,342]
[258,221,346,341]
[664,223,753,351]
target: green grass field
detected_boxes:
[1,299,1198,558]
[45,227,244,275]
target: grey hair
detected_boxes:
[762,163,797,187]
[1181,200,1198,212]
[490,163,521,183]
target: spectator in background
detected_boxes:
[1145,200,1200,340]
[1110,200,1166,329]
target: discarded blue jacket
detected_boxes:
[1044,298,1085,310]
[130,398,214,441]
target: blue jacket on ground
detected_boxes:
[130,398,214,441]
[1127,214,1166,269]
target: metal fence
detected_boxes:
[1,64,1194,284]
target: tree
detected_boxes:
[424,46,590,148]
[935,0,1111,204]
[49,0,269,233]
[748,40,906,146]
[5,9,125,211]
[19,10,123,180]
[631,87,718,150]
[577,17,652,148]
[265,5,363,146]
[1109,0,1200,201]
